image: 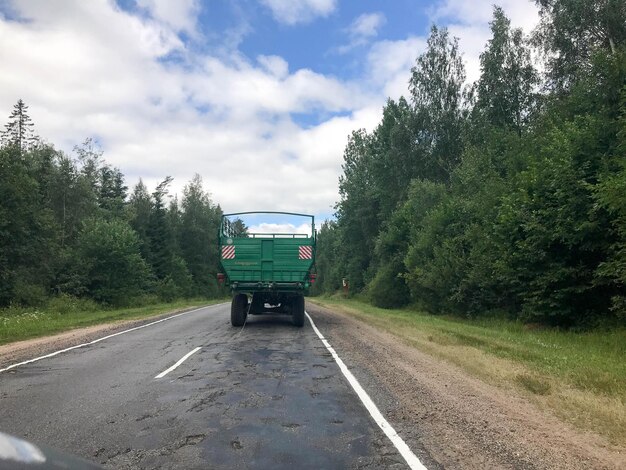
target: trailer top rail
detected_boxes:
[221,211,315,239]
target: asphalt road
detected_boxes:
[0,303,412,469]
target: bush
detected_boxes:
[157,276,181,302]
[12,279,47,307]
[77,218,152,305]
[46,294,98,315]
[124,294,160,308]
[368,259,410,308]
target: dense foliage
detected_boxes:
[0,113,224,307]
[314,1,626,327]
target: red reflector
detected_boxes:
[310,274,317,283]
[217,273,225,283]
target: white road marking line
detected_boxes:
[155,347,201,379]
[0,304,226,374]
[305,311,428,470]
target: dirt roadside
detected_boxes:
[0,305,215,370]
[306,302,625,470]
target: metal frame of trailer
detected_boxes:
[218,211,316,327]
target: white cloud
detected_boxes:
[184,57,370,116]
[360,0,540,95]
[366,36,426,100]
[336,12,387,54]
[257,55,289,79]
[0,0,541,222]
[248,223,313,236]
[259,0,336,25]
[0,0,384,219]
[137,0,200,35]
[430,0,540,32]
[349,12,385,40]
[447,24,490,84]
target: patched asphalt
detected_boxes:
[0,303,409,469]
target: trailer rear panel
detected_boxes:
[219,212,315,327]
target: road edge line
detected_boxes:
[305,311,427,470]
[0,304,226,374]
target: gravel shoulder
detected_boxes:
[306,301,626,470]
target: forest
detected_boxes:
[0,102,225,308]
[313,0,626,327]
[1,0,624,328]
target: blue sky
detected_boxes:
[234,1,427,74]
[0,0,539,230]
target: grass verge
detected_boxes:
[309,296,626,446]
[0,297,227,346]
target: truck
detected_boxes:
[218,212,316,327]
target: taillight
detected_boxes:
[310,273,317,284]
[217,273,225,284]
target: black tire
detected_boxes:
[231,293,248,327]
[292,294,305,327]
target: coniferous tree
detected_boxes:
[229,218,248,237]
[0,145,53,305]
[99,166,127,217]
[180,174,221,296]
[0,99,228,307]
[148,176,174,280]
[1,99,38,151]
[128,179,153,262]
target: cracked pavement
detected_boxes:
[0,303,417,469]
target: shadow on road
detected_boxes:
[238,314,300,329]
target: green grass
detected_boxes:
[0,297,227,346]
[310,296,626,444]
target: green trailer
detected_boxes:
[218,212,316,327]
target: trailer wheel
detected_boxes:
[292,294,305,327]
[231,294,248,327]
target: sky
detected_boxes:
[0,0,540,230]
